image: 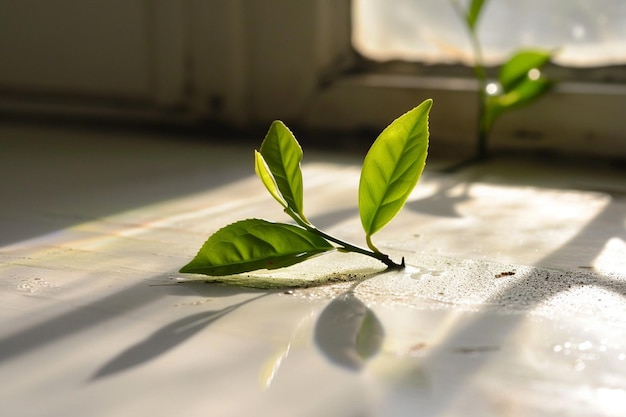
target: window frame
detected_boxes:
[282,0,626,160]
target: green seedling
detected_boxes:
[180,99,432,276]
[450,0,554,160]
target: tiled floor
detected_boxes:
[1,122,625,416]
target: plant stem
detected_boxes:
[366,234,380,254]
[312,226,404,270]
[450,0,490,160]
[468,27,490,160]
[286,208,405,270]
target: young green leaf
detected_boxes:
[495,77,552,109]
[179,219,334,276]
[259,121,306,220]
[467,0,487,29]
[499,49,553,92]
[255,150,288,209]
[359,99,432,247]
[484,76,552,133]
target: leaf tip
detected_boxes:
[179,262,193,274]
[416,98,434,117]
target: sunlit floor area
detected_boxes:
[1,122,625,416]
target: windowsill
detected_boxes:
[339,72,626,95]
[304,73,626,160]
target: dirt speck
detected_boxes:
[495,271,516,278]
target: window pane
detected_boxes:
[353,0,626,67]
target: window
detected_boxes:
[301,0,624,160]
[353,0,626,67]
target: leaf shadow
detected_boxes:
[414,194,626,414]
[91,293,268,381]
[314,291,384,371]
[406,171,480,219]
[0,274,173,365]
[313,278,385,371]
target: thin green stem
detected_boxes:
[365,234,380,254]
[285,208,404,270]
[450,0,490,160]
[312,227,404,269]
[467,25,490,160]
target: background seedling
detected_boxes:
[450,0,554,161]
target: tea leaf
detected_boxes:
[467,0,486,29]
[496,77,552,109]
[359,99,432,243]
[259,121,306,219]
[255,150,288,209]
[179,219,334,276]
[499,49,553,91]
[485,75,552,132]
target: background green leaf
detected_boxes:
[259,121,305,219]
[359,99,432,240]
[495,77,552,109]
[482,48,553,134]
[484,76,552,131]
[179,219,334,276]
[499,49,553,91]
[467,0,486,29]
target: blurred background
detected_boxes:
[355,0,626,66]
[0,0,624,159]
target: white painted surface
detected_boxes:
[1,124,625,416]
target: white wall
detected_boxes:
[0,0,352,125]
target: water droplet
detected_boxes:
[410,266,443,280]
[485,82,501,96]
[578,341,593,351]
[528,68,541,81]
